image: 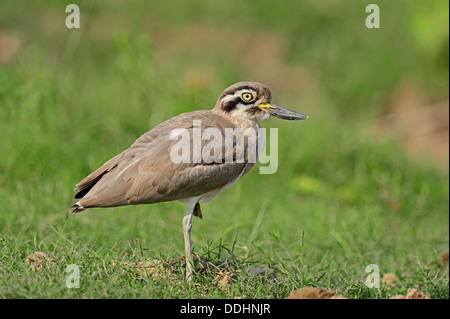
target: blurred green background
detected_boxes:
[0,0,448,298]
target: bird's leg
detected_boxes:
[182,204,195,281]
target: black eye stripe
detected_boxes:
[222,95,255,113]
[222,97,242,113]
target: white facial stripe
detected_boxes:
[222,89,257,103]
[220,94,238,104]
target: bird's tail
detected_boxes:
[70,201,86,214]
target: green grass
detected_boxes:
[0,0,448,299]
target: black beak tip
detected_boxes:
[295,114,309,120]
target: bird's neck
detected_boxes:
[211,108,261,130]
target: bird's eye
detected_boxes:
[241,92,254,102]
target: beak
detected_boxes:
[259,103,309,120]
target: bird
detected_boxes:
[70,81,308,280]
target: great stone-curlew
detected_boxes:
[71,81,308,280]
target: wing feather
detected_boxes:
[76,110,259,209]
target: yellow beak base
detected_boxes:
[259,103,277,113]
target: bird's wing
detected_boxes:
[77,111,255,208]
[74,151,125,195]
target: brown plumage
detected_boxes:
[70,81,308,280]
[71,110,257,212]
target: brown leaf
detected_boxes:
[390,288,430,299]
[405,289,431,299]
[214,270,233,293]
[25,252,57,271]
[286,287,347,299]
[382,273,399,287]
[427,252,449,278]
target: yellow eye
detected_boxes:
[241,92,254,102]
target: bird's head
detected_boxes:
[213,81,308,121]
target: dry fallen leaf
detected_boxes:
[428,252,449,268]
[382,273,399,287]
[390,288,430,299]
[427,252,449,278]
[25,251,57,271]
[286,287,347,299]
[214,270,233,293]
